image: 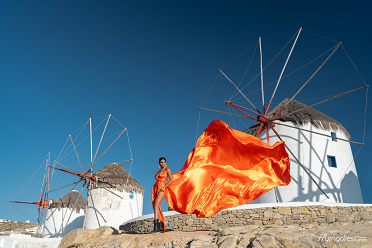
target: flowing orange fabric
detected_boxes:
[151,169,167,232]
[165,120,291,218]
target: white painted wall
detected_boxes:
[42,207,85,238]
[0,234,61,248]
[250,121,363,204]
[84,188,143,229]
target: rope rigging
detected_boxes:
[8,153,51,236]
[229,31,299,101]
[231,44,344,103]
[6,114,136,236]
[197,27,369,204]
[45,114,135,234]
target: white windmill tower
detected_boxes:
[42,190,87,238]
[248,98,364,204]
[48,114,140,234]
[84,162,144,229]
[198,27,368,205]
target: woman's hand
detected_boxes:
[160,187,166,192]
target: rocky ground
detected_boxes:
[0,221,38,237]
[58,220,372,248]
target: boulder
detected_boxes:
[58,228,99,248]
[57,220,372,248]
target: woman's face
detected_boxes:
[159,159,166,168]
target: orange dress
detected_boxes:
[151,169,168,232]
[164,120,291,218]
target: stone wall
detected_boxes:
[119,204,372,233]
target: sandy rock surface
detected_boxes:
[58,221,372,248]
[0,221,38,237]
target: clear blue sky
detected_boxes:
[1,1,371,223]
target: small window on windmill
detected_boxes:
[331,132,337,142]
[327,155,337,168]
[129,190,134,199]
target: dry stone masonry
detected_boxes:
[55,204,372,248]
[120,205,372,233]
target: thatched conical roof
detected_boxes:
[49,190,87,211]
[249,98,350,139]
[92,163,144,193]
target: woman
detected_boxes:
[151,157,173,233]
[157,120,290,219]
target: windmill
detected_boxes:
[83,162,144,230]
[8,153,51,237]
[42,190,86,238]
[45,114,142,237]
[198,28,368,204]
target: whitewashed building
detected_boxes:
[84,163,144,229]
[250,99,363,204]
[42,190,86,238]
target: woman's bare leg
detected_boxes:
[154,191,165,219]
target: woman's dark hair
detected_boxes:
[159,157,166,163]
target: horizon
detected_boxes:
[1,1,371,224]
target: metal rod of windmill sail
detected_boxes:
[241,123,261,133]
[123,158,135,186]
[61,184,85,237]
[7,200,41,205]
[69,135,85,174]
[271,43,342,121]
[94,183,123,199]
[40,153,50,198]
[226,101,262,116]
[44,179,82,224]
[273,122,363,145]
[198,107,248,118]
[47,181,81,193]
[47,158,54,195]
[283,42,342,110]
[38,193,48,229]
[45,208,57,222]
[90,118,93,168]
[270,127,329,199]
[92,114,111,170]
[266,27,302,116]
[49,166,93,182]
[219,69,262,115]
[39,165,49,228]
[88,187,101,228]
[33,152,50,234]
[120,159,133,167]
[270,85,369,146]
[53,161,75,173]
[92,128,127,167]
[277,85,369,120]
[259,37,265,112]
[226,102,260,120]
